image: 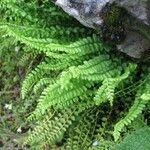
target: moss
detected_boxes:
[102,4,124,26]
[136,23,150,41]
[101,4,127,44]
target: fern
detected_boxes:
[25,108,75,145]
[94,63,137,106]
[64,108,100,150]
[21,62,48,99]
[1,0,150,149]
[25,101,93,146]
[114,69,150,141]
[33,77,56,93]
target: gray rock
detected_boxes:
[55,0,112,28]
[55,0,150,27]
[55,0,150,59]
[117,31,150,59]
[115,0,150,25]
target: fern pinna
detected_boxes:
[0,0,150,149]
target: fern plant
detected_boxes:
[0,0,150,149]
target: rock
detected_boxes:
[55,0,113,28]
[117,31,150,59]
[115,0,150,25]
[55,0,150,27]
[55,0,150,59]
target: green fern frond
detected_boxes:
[58,54,128,88]
[25,101,91,146]
[64,108,100,150]
[33,77,56,93]
[113,96,150,142]
[114,69,150,141]
[0,23,89,43]
[94,63,137,106]
[21,62,47,99]
[19,52,36,66]
[1,0,150,149]
[0,25,104,55]
[27,80,93,121]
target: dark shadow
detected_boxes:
[147,0,150,25]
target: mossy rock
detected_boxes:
[55,0,150,59]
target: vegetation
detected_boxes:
[0,0,150,149]
[115,127,150,150]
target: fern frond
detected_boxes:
[0,23,89,43]
[0,24,107,55]
[19,52,35,66]
[65,108,100,150]
[94,63,137,106]
[21,62,47,99]
[59,55,124,88]
[27,80,93,121]
[113,69,150,141]
[33,77,56,93]
[114,96,150,142]
[25,102,90,146]
[1,0,150,149]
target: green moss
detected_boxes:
[137,23,150,41]
[102,5,123,26]
[101,4,127,44]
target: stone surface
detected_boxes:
[55,0,150,59]
[55,0,150,27]
[117,31,150,59]
[116,0,150,25]
[55,0,112,28]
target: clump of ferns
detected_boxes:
[0,0,150,149]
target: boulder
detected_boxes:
[55,0,150,59]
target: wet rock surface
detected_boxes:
[55,0,150,59]
[115,0,150,26]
